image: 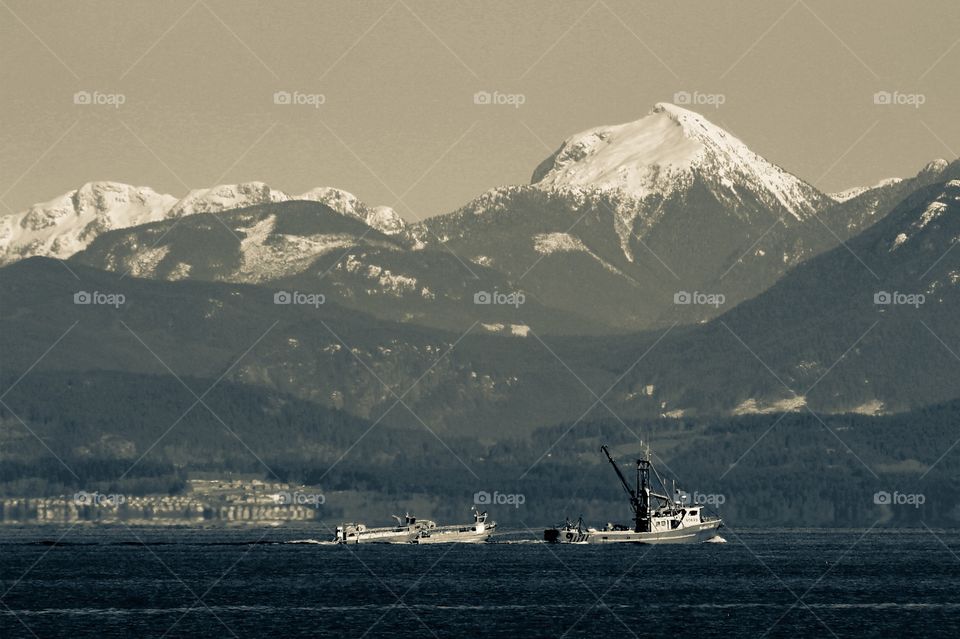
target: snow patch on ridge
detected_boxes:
[918,202,949,229]
[889,180,960,250]
[480,323,530,337]
[339,255,421,297]
[533,232,589,255]
[126,245,171,279]
[733,396,807,415]
[849,399,885,416]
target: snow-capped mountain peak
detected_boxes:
[295,187,404,234]
[919,158,949,179]
[167,181,287,218]
[0,181,178,264]
[531,102,828,220]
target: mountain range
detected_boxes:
[3,173,957,437]
[10,103,950,335]
[1,102,958,472]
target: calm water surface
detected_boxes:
[1,527,959,638]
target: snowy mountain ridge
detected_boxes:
[0,181,404,265]
[829,178,904,203]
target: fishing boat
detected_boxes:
[544,443,722,544]
[415,508,496,544]
[334,514,421,544]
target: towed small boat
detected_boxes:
[415,508,496,544]
[335,514,421,544]
[544,443,722,544]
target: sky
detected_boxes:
[1,0,958,222]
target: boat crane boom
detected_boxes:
[601,445,639,516]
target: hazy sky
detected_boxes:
[1,0,957,221]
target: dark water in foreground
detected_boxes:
[1,527,959,638]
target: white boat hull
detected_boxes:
[587,519,721,544]
[549,519,722,545]
[338,530,419,544]
[416,525,496,544]
[335,523,420,544]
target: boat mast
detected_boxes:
[601,445,650,533]
[636,443,651,533]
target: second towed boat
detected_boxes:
[415,508,496,544]
[335,514,421,544]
